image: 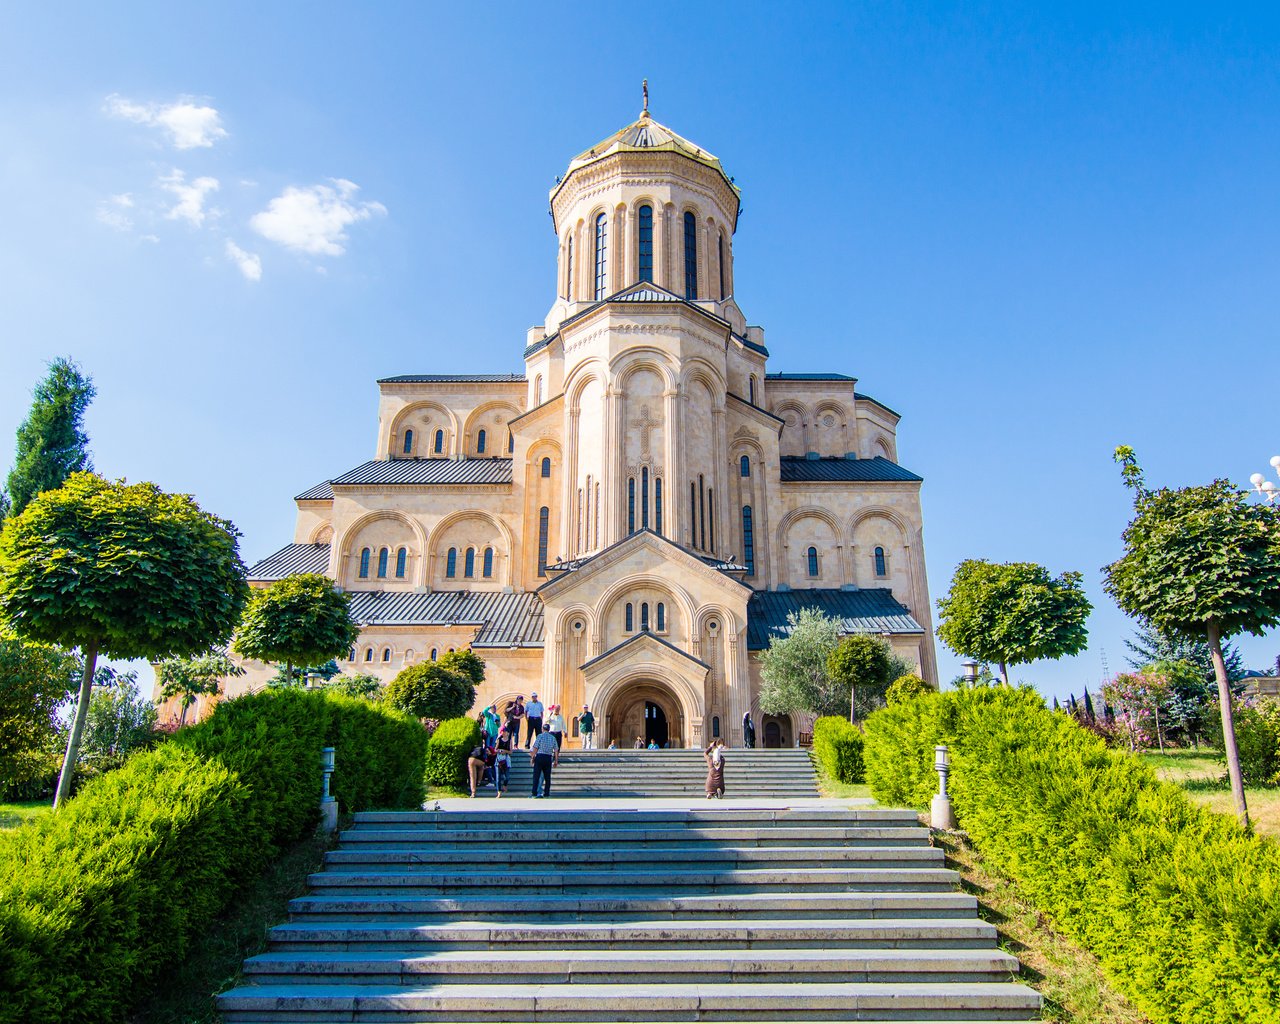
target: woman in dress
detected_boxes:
[704,738,726,799]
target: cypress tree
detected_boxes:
[6,358,96,516]
[1083,688,1097,723]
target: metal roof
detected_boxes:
[296,480,335,500]
[854,391,902,418]
[246,543,332,581]
[733,332,769,356]
[346,590,545,647]
[377,374,526,384]
[581,630,710,672]
[330,458,514,487]
[780,456,922,483]
[747,589,924,649]
[766,372,855,382]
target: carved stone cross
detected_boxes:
[635,406,660,457]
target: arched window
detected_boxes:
[537,506,549,577]
[628,478,636,534]
[712,716,720,738]
[430,648,438,661]
[742,506,755,577]
[535,375,544,404]
[708,487,714,551]
[594,212,608,299]
[364,647,373,662]
[477,429,486,455]
[875,546,887,577]
[657,602,665,631]
[637,204,653,283]
[395,547,407,578]
[377,547,389,578]
[655,477,663,535]
[683,210,698,299]
[749,376,757,405]
[625,603,634,632]
[464,547,476,578]
[402,428,413,455]
[641,602,650,632]
[446,547,457,578]
[508,431,514,453]
[382,647,391,662]
[740,455,750,477]
[571,715,579,737]
[641,467,649,529]
[359,547,370,578]
[718,231,726,298]
[348,647,356,662]
[434,429,444,454]
[565,235,574,299]
[808,546,819,577]
[541,456,551,478]
[483,547,494,578]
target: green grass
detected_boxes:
[0,799,52,829]
[1138,748,1280,838]
[814,774,874,799]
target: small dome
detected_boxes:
[558,112,738,195]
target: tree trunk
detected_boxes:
[179,698,190,727]
[1207,620,1249,828]
[999,659,1009,685]
[1153,704,1164,753]
[54,640,99,809]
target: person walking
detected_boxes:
[529,722,559,797]
[525,692,545,748]
[494,725,514,798]
[705,738,726,799]
[547,704,566,749]
[742,712,757,749]
[579,704,596,750]
[467,739,488,798]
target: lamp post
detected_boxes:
[930,744,955,830]
[961,661,978,687]
[1249,456,1280,504]
[319,746,337,832]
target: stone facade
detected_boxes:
[213,107,937,747]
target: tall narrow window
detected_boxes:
[718,232,726,298]
[625,603,634,632]
[808,546,819,577]
[430,649,438,661]
[749,376,756,405]
[594,482,600,547]
[535,375,544,404]
[594,212,608,299]
[740,455,750,477]
[477,429,486,455]
[708,488,714,551]
[655,477,663,535]
[508,431,514,453]
[628,478,636,534]
[446,548,457,578]
[382,648,391,663]
[537,506,549,577]
[483,547,494,578]
[640,603,650,632]
[434,429,444,454]
[584,477,591,549]
[576,489,583,551]
[637,204,653,283]
[364,648,373,662]
[541,456,551,478]
[698,475,706,551]
[683,211,698,299]
[657,602,665,631]
[358,547,370,579]
[565,235,574,299]
[395,547,407,578]
[742,506,755,577]
[712,716,720,738]
[875,546,887,577]
[402,429,413,455]
[464,547,475,578]
[690,482,697,547]
[641,467,649,529]
[377,547,389,578]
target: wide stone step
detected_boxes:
[353,809,915,828]
[217,980,1042,1021]
[242,947,1021,985]
[337,826,930,848]
[324,845,944,869]
[267,917,1000,951]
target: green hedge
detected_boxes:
[425,716,481,789]
[863,687,1280,1024]
[811,715,864,783]
[0,688,428,1024]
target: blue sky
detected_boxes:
[2,2,1279,697]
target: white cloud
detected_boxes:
[225,239,262,282]
[160,170,219,227]
[96,192,135,231]
[104,94,227,149]
[250,178,386,256]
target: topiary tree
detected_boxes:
[827,633,897,722]
[886,673,931,705]
[437,648,485,687]
[1103,445,1280,826]
[155,648,244,726]
[385,662,476,721]
[936,558,1092,684]
[233,574,361,682]
[0,473,248,807]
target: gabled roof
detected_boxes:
[580,630,710,673]
[780,456,922,483]
[246,543,332,581]
[329,458,514,487]
[747,589,924,650]
[855,391,902,419]
[345,590,545,647]
[377,373,525,384]
[296,480,336,501]
[539,529,751,594]
[557,281,731,336]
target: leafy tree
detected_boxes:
[438,648,486,687]
[1124,616,1244,682]
[82,670,157,762]
[155,648,244,725]
[6,357,96,516]
[0,632,79,791]
[325,673,384,700]
[936,559,1092,683]
[0,472,248,807]
[0,487,9,526]
[1101,667,1174,752]
[827,633,897,721]
[758,608,843,717]
[385,662,475,720]
[233,574,361,682]
[1103,445,1280,826]
[267,658,342,688]
[886,673,931,705]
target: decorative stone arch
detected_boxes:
[337,510,428,586]
[679,359,727,406]
[775,506,846,584]
[463,401,521,456]
[592,665,705,749]
[874,434,896,462]
[813,400,850,456]
[614,351,678,393]
[772,399,811,455]
[848,506,911,538]
[428,509,515,584]
[849,506,911,587]
[565,362,609,413]
[389,401,459,458]
[310,523,334,545]
[748,697,802,749]
[553,602,597,642]
[592,572,697,643]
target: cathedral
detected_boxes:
[237,101,937,749]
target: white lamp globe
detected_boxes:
[1251,473,1266,486]
[1271,455,1280,469]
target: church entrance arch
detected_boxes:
[762,714,792,748]
[603,679,684,748]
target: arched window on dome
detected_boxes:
[377,547,389,578]
[740,455,750,478]
[640,602,650,632]
[625,602,634,632]
[541,456,551,478]
[807,546,819,578]
[654,477,663,535]
[395,547,407,578]
[874,546,888,578]
[464,547,476,578]
[537,506,549,577]
[359,547,370,579]
[683,211,698,299]
[656,602,665,632]
[594,213,608,300]
[446,548,457,578]
[402,429,413,455]
[477,429,486,455]
[434,429,444,454]
[718,231,726,298]
[637,204,653,283]
[483,547,494,578]
[565,236,574,299]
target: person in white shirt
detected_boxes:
[546,705,567,749]
[524,692,545,748]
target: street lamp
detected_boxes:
[961,661,978,686]
[1249,456,1280,504]
[930,744,954,830]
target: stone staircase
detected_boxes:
[499,748,820,799]
[218,806,1041,1022]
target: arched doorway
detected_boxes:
[762,713,792,748]
[603,679,684,748]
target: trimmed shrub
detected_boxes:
[811,716,865,783]
[0,688,428,1024]
[386,662,476,720]
[425,716,482,789]
[885,672,930,705]
[863,687,1280,1024]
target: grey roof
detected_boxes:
[854,391,902,418]
[247,543,332,581]
[747,589,924,649]
[330,458,513,487]
[581,630,710,672]
[780,456,922,483]
[766,372,855,382]
[346,590,544,647]
[377,374,525,384]
[296,480,335,500]
[733,332,769,356]
[612,285,682,303]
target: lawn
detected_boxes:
[1138,748,1280,838]
[0,799,52,830]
